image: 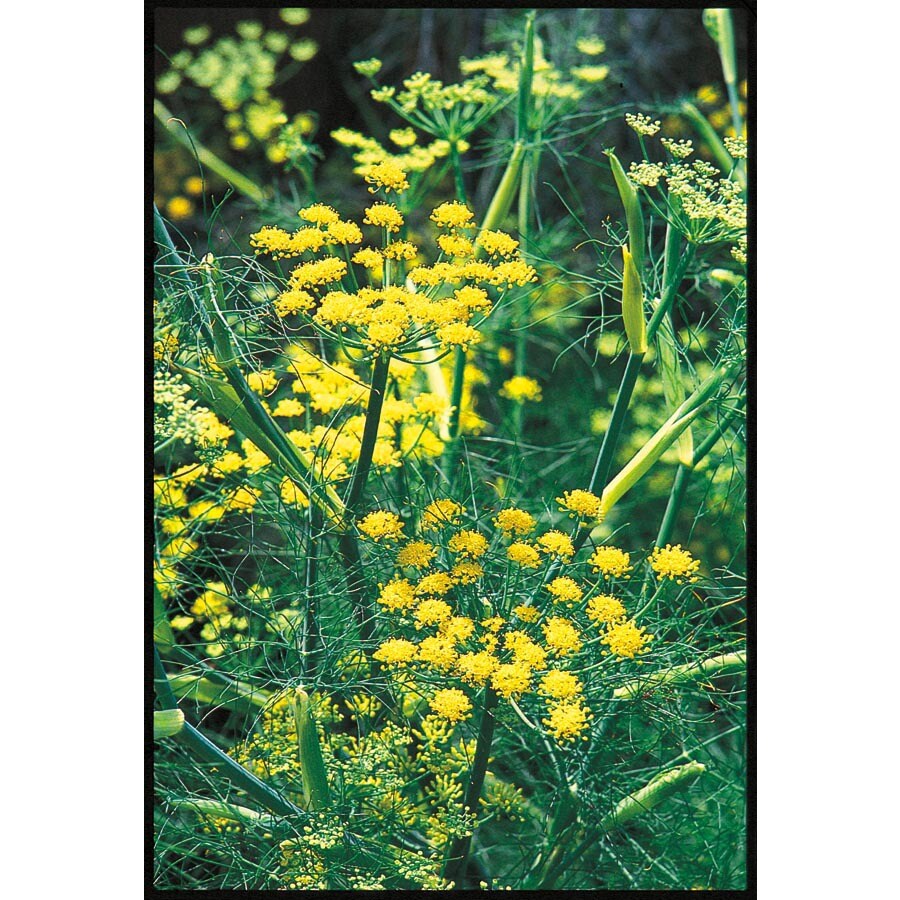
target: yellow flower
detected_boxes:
[448,529,488,558]
[451,560,484,584]
[456,651,498,686]
[288,256,347,288]
[507,542,541,568]
[382,240,418,260]
[512,604,539,623]
[374,638,418,666]
[539,669,583,700]
[493,507,535,536]
[436,322,482,350]
[477,229,519,257]
[491,661,532,697]
[430,201,475,229]
[557,489,602,520]
[272,398,306,417]
[500,376,542,403]
[542,699,591,742]
[542,616,582,656]
[601,619,652,659]
[536,530,574,559]
[415,572,454,598]
[546,576,583,605]
[586,594,626,625]
[589,546,633,578]
[352,247,383,270]
[440,615,475,644]
[397,540,437,569]
[489,259,538,288]
[417,635,458,670]
[166,196,194,220]
[299,204,341,226]
[437,233,475,258]
[326,220,364,245]
[358,510,405,542]
[506,632,547,669]
[421,499,465,530]
[377,578,416,611]
[650,544,701,583]
[429,688,472,724]
[364,160,410,194]
[415,598,453,627]
[363,202,404,232]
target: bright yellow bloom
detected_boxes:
[363,202,404,232]
[382,240,418,260]
[288,256,347,288]
[358,510,405,542]
[364,160,410,194]
[557,489,603,520]
[491,662,532,697]
[512,604,540,623]
[274,288,315,317]
[437,233,475,258]
[421,499,465,530]
[415,572,454,598]
[166,196,194,220]
[377,578,416,611]
[326,220,363,245]
[352,247,383,270]
[448,529,488,558]
[374,638,418,666]
[477,229,519,257]
[542,616,582,656]
[456,650,498,686]
[417,634,459,670]
[436,321,482,350]
[429,688,472,724]
[507,542,541,568]
[489,259,538,288]
[480,616,505,633]
[272,398,306,417]
[415,598,453,628]
[542,699,591,742]
[589,546,633,578]
[451,560,484,584]
[649,544,701,583]
[299,204,341,226]
[226,485,261,512]
[586,594,626,625]
[601,619,653,659]
[536,530,575,559]
[440,615,475,643]
[397,540,437,569]
[280,477,309,507]
[190,582,230,618]
[546,576,584,605]
[493,507,535,536]
[539,669,583,700]
[430,201,475,229]
[500,376,542,403]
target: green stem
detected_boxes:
[154,647,305,820]
[154,99,268,205]
[656,464,690,548]
[588,351,644,500]
[442,347,468,480]
[655,395,745,547]
[612,651,746,700]
[443,688,499,886]
[449,140,467,205]
[344,353,391,512]
[302,506,322,680]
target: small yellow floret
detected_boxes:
[589,546,633,578]
[649,544,701,583]
[429,688,472,724]
[358,510,405,542]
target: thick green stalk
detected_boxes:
[443,689,499,886]
[442,348,469,480]
[154,647,305,820]
[154,709,185,739]
[292,688,332,810]
[154,99,268,204]
[344,353,391,512]
[600,356,741,516]
[680,101,744,187]
[655,464,691,548]
[449,140,468,205]
[588,351,644,499]
[302,507,322,680]
[656,396,745,546]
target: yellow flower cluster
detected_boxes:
[649,544,701,583]
[251,184,537,358]
[362,495,664,745]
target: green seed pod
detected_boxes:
[606,150,646,272]
[601,761,706,829]
[153,708,185,739]
[621,246,647,355]
[292,688,332,811]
